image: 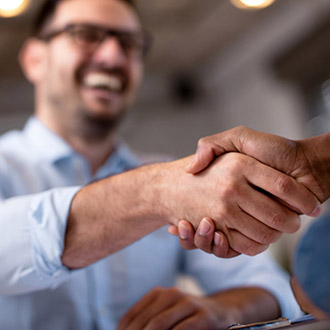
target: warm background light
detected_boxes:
[231,0,275,10]
[0,0,30,17]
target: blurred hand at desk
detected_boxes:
[117,287,223,330]
[117,286,277,330]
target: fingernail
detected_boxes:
[214,232,221,246]
[310,204,322,217]
[198,218,211,236]
[178,222,189,239]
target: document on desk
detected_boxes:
[227,314,314,330]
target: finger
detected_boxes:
[185,129,239,174]
[240,187,300,236]
[218,155,301,236]
[247,158,320,219]
[226,229,269,256]
[213,194,283,246]
[185,144,216,174]
[119,287,185,330]
[144,295,198,330]
[193,217,215,253]
[173,219,240,258]
[186,129,322,216]
[213,231,240,258]
[172,311,219,330]
[193,218,240,258]
[178,220,197,250]
[117,288,159,330]
[168,224,179,236]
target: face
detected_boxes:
[33,0,144,136]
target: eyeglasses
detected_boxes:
[38,23,152,58]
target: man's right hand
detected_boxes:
[164,152,319,257]
[169,126,330,258]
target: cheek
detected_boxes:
[48,45,84,85]
[130,61,143,89]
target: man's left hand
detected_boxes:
[117,287,228,330]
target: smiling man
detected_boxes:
[0,0,309,329]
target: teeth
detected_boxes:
[84,72,122,92]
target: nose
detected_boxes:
[92,36,126,65]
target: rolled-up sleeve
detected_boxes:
[0,186,80,295]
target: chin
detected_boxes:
[85,104,124,120]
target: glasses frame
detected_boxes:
[38,23,153,58]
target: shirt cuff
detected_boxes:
[28,186,81,287]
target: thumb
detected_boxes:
[185,144,217,174]
[185,127,252,174]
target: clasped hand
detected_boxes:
[168,126,325,258]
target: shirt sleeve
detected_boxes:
[182,249,302,319]
[0,186,81,295]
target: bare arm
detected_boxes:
[117,286,281,330]
[62,152,320,268]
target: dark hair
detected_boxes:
[33,0,137,36]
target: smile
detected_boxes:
[83,72,124,93]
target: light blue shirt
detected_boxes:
[0,117,301,329]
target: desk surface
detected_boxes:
[282,319,330,329]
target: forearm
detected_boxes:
[62,148,323,267]
[299,132,330,202]
[61,160,182,269]
[204,287,281,327]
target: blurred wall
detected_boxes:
[120,0,330,160]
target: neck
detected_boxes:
[36,111,118,174]
[69,133,116,174]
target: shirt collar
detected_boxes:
[23,117,75,163]
[23,117,141,173]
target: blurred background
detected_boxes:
[1,0,330,270]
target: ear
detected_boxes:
[19,38,47,84]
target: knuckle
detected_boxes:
[194,237,213,254]
[268,211,286,230]
[286,216,301,233]
[234,125,249,141]
[152,286,165,295]
[259,229,280,245]
[197,137,208,149]
[246,244,268,256]
[181,296,200,310]
[167,287,182,298]
[147,315,169,329]
[213,246,228,258]
[180,240,196,250]
[273,175,293,196]
[241,240,267,256]
[221,182,239,200]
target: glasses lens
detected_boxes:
[42,24,151,57]
[69,26,103,47]
[118,33,147,56]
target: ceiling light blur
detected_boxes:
[0,0,30,18]
[231,0,275,10]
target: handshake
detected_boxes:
[168,126,330,258]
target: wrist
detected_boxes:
[299,132,330,202]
